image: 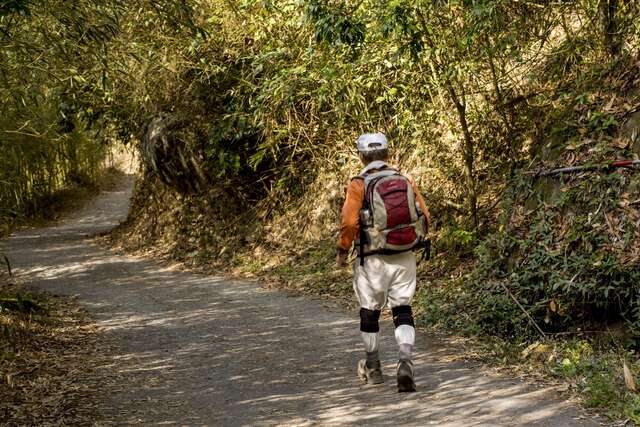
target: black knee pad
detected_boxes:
[392,305,415,328]
[360,308,381,333]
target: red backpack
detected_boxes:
[354,167,427,264]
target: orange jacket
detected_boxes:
[337,170,430,252]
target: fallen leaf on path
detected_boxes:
[521,341,540,359]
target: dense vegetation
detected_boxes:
[112,0,640,338]
[3,0,640,418]
[0,0,201,232]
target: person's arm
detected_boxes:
[410,177,430,230]
[336,179,364,266]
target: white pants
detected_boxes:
[353,252,416,310]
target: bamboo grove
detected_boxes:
[2,0,640,333]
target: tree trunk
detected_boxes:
[444,79,479,231]
[600,0,621,57]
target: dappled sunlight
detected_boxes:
[1,185,597,425]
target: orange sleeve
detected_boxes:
[337,178,364,252]
[410,177,430,230]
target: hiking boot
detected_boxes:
[397,360,416,392]
[357,359,384,385]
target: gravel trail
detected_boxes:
[2,176,601,426]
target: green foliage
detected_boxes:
[467,168,640,338]
[0,1,120,226]
[436,226,476,258]
[0,0,209,228]
[417,32,640,341]
[3,0,640,359]
[305,0,365,50]
[112,1,640,346]
[549,341,640,422]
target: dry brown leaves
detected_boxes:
[0,272,105,426]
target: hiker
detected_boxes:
[337,132,430,393]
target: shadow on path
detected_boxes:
[1,176,600,426]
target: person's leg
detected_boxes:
[392,305,415,361]
[386,252,417,392]
[360,307,381,366]
[387,252,417,356]
[353,254,390,384]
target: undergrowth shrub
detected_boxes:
[468,171,640,339]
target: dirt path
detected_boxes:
[1,176,602,426]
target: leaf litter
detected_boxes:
[0,269,109,425]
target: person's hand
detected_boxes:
[336,251,348,268]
